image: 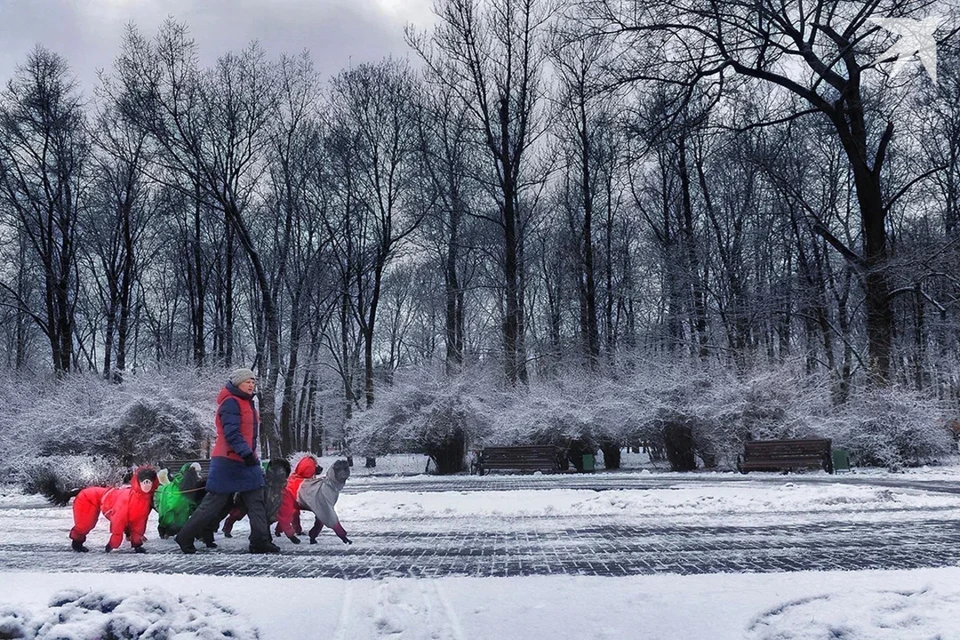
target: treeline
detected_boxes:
[1,0,959,456]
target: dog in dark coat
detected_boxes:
[221,458,291,537]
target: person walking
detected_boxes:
[175,368,279,554]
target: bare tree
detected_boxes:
[115,21,286,451]
[550,28,625,368]
[266,52,332,454]
[417,80,483,375]
[328,60,426,409]
[583,0,957,383]
[409,0,555,385]
[0,47,88,376]
[86,83,161,381]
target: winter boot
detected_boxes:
[175,535,197,554]
[249,540,281,554]
[71,539,89,553]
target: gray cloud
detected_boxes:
[0,0,434,93]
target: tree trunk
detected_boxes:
[677,138,709,358]
[849,152,893,384]
[502,174,524,385]
[577,94,600,369]
[280,289,303,456]
[444,190,464,374]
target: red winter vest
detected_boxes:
[211,385,259,461]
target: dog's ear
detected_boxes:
[158,469,171,486]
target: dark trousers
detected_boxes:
[176,488,270,548]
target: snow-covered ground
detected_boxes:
[4,462,960,639]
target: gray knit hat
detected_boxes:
[229,367,256,386]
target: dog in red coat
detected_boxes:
[40,466,159,553]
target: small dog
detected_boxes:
[40,466,159,553]
[221,458,291,537]
[154,462,204,539]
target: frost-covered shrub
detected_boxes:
[489,383,594,448]
[16,455,125,496]
[635,365,739,470]
[0,587,260,639]
[349,373,493,474]
[94,397,207,466]
[348,367,661,473]
[343,359,955,475]
[36,396,207,468]
[0,368,220,490]
[631,361,835,470]
[482,373,656,469]
[819,389,952,470]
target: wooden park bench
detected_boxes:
[737,438,834,474]
[476,445,567,475]
[159,458,211,477]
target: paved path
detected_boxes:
[3,473,960,579]
[344,472,960,494]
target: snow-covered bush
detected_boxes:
[33,394,207,471]
[819,389,953,470]
[16,455,125,496]
[483,373,655,461]
[487,382,594,448]
[628,360,836,470]
[83,397,207,466]
[0,368,220,490]
[349,372,494,474]
[0,587,260,639]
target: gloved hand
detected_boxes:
[104,544,113,553]
[288,535,301,544]
[339,535,353,545]
[242,453,258,467]
[133,545,146,554]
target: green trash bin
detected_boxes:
[581,453,596,473]
[831,448,851,473]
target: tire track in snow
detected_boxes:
[430,580,467,640]
[333,580,354,640]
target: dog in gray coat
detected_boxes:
[297,459,352,544]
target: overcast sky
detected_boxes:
[0,0,435,94]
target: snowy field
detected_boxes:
[4,459,960,638]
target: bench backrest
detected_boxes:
[483,445,560,462]
[743,439,831,459]
[159,459,212,477]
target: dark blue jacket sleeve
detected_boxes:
[219,398,254,458]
